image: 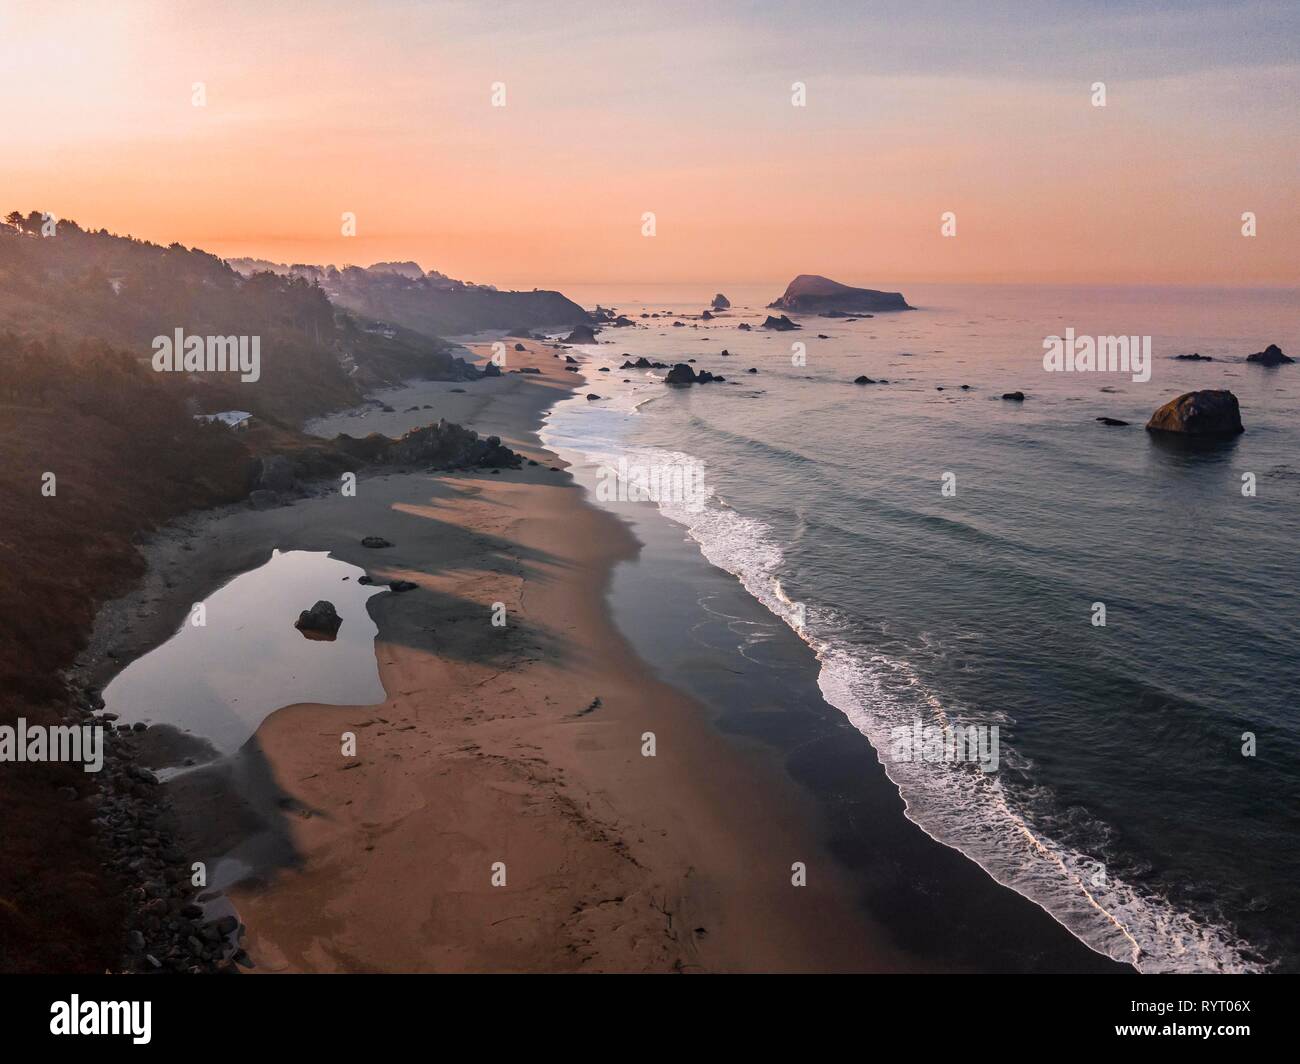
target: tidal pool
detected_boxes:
[104,549,388,755]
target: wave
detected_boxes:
[539,371,1266,974]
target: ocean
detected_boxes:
[541,282,1300,973]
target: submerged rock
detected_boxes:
[1096,417,1130,427]
[295,600,342,637]
[1145,390,1244,436]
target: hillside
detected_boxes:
[0,213,475,424]
[228,257,589,337]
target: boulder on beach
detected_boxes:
[295,600,342,638]
[514,342,526,351]
[762,314,800,331]
[481,362,502,377]
[1246,344,1293,366]
[768,274,911,314]
[1145,389,1244,437]
[712,293,730,310]
[563,324,598,344]
[737,322,752,331]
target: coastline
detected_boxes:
[73,342,915,972]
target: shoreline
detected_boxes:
[75,341,915,972]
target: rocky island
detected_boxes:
[769,274,912,314]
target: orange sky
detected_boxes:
[3,0,1297,289]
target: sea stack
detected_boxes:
[1246,344,1293,365]
[769,274,911,314]
[711,293,730,310]
[1145,390,1244,436]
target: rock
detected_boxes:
[563,324,598,344]
[514,343,526,351]
[737,323,752,331]
[361,536,393,548]
[586,393,601,400]
[357,575,377,585]
[247,489,279,510]
[664,364,697,385]
[598,367,610,372]
[255,454,298,493]
[747,367,758,373]
[214,915,240,938]
[761,314,800,331]
[711,293,730,310]
[1174,352,1212,361]
[701,310,713,320]
[388,580,418,593]
[1246,343,1293,365]
[294,600,342,637]
[517,366,541,374]
[1002,391,1025,401]
[127,930,146,952]
[769,274,911,313]
[1145,389,1244,437]
[854,375,876,384]
[481,362,503,377]
[1096,417,1130,426]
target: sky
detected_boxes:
[1,0,1297,289]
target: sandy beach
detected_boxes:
[74,342,914,973]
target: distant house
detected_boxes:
[194,410,253,431]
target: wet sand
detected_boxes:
[75,342,919,972]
